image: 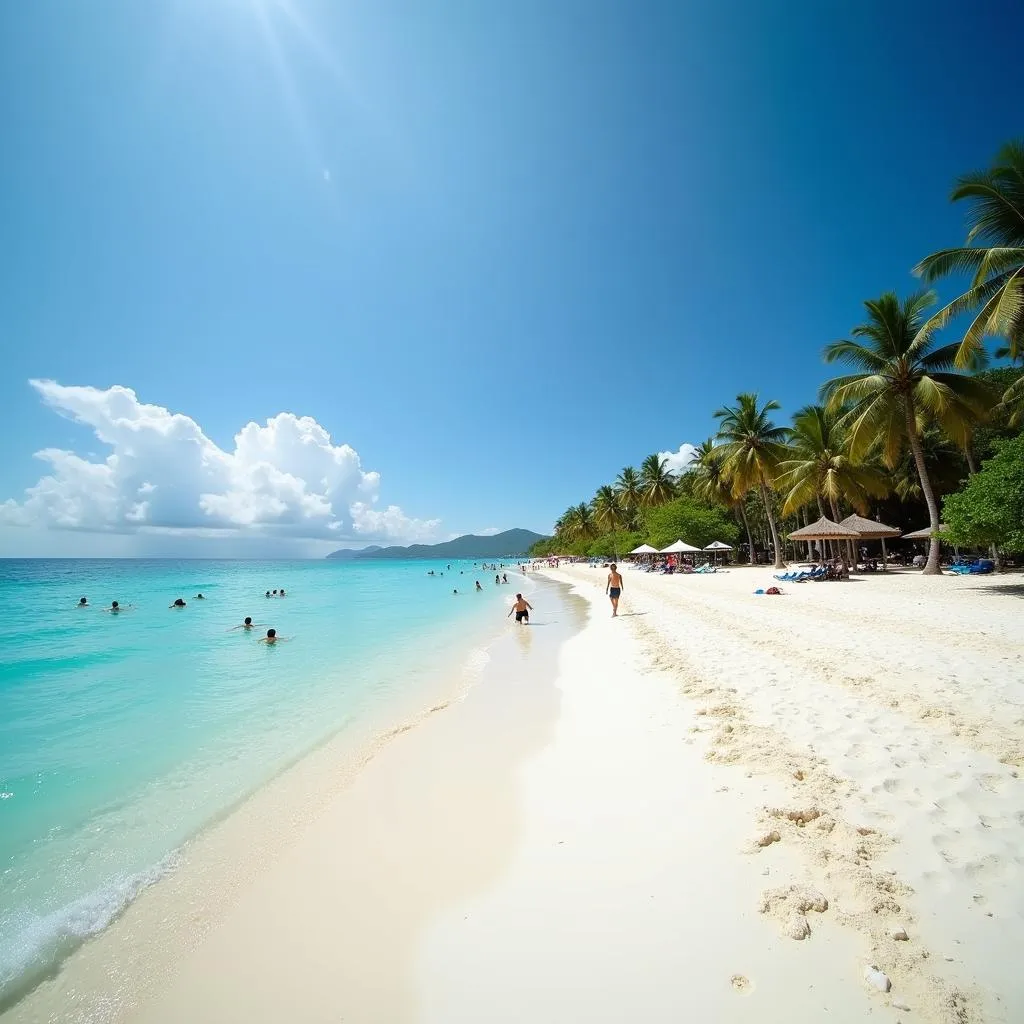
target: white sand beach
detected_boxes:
[5,566,1022,1024]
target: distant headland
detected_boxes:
[326,528,547,561]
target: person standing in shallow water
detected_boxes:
[606,563,623,617]
[508,594,532,625]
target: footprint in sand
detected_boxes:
[730,974,753,994]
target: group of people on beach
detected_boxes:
[75,593,289,643]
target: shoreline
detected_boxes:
[1,570,570,1023]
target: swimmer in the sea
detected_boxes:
[475,581,482,591]
[104,601,129,613]
[77,597,88,608]
[170,598,187,608]
[507,594,532,625]
[258,628,290,644]
[228,616,258,631]
[194,593,205,600]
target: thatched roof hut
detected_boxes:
[788,516,860,541]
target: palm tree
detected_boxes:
[777,405,889,520]
[563,502,595,544]
[639,453,675,508]
[615,466,643,529]
[714,394,789,568]
[692,438,754,563]
[914,141,1024,369]
[821,291,991,575]
[592,485,625,534]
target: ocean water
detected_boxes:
[0,557,530,1007]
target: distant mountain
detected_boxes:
[326,529,547,561]
[325,544,382,560]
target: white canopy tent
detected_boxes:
[629,543,660,554]
[703,541,733,551]
[661,540,701,553]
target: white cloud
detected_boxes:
[1,381,441,544]
[476,526,501,536]
[658,443,698,477]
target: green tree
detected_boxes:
[822,291,991,574]
[614,466,643,529]
[944,434,1024,554]
[915,140,1024,369]
[563,503,595,544]
[592,485,626,534]
[691,438,754,562]
[640,496,740,552]
[714,393,789,568]
[777,404,889,519]
[639,453,675,508]
[585,530,643,559]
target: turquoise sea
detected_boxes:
[0,557,530,1008]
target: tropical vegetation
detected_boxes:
[530,141,1024,572]
[944,434,1024,555]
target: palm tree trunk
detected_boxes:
[905,401,942,575]
[814,495,828,559]
[827,496,853,571]
[759,481,785,569]
[738,501,754,564]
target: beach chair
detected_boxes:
[774,571,798,581]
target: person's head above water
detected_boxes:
[78,597,87,606]
[272,589,278,595]
[265,591,271,597]
[173,598,186,607]
[267,628,276,638]
[244,616,252,626]
[111,601,119,609]
[195,593,204,599]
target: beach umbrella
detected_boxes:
[902,524,953,560]
[839,514,901,571]
[902,524,948,539]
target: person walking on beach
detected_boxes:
[606,563,623,617]
[508,594,532,625]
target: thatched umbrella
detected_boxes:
[839,514,901,571]
[903,524,948,539]
[788,516,860,564]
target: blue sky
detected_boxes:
[1,0,1021,556]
